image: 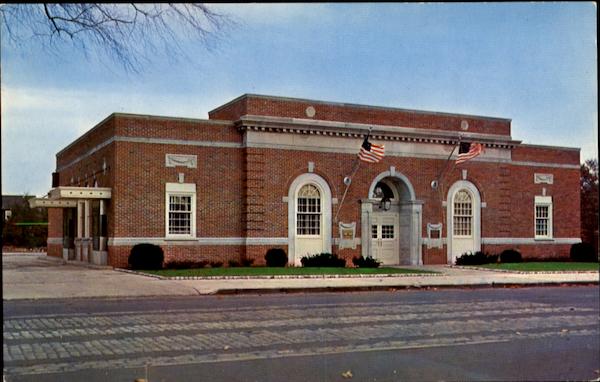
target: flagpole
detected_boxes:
[334,127,373,223]
[434,135,462,186]
[435,135,462,246]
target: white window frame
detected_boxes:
[165,183,196,239]
[296,183,322,237]
[452,190,473,238]
[534,196,553,240]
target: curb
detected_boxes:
[451,265,600,274]
[212,281,600,295]
[115,268,443,280]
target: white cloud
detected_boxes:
[0,84,233,195]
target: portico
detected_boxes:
[30,187,111,265]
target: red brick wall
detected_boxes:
[512,145,579,165]
[209,95,511,136]
[49,103,581,266]
[108,244,247,268]
[111,142,244,238]
[57,116,116,170]
[114,115,240,143]
[482,244,573,261]
[48,208,63,238]
[47,243,62,258]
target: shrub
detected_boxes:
[164,260,208,269]
[209,261,223,268]
[128,243,164,270]
[241,258,255,267]
[301,252,346,267]
[228,260,241,267]
[455,251,498,266]
[352,255,381,268]
[570,242,597,262]
[500,249,522,263]
[265,248,288,267]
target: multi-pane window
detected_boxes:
[534,196,552,239]
[453,190,472,236]
[535,206,549,237]
[381,225,394,239]
[297,184,321,235]
[168,195,192,235]
[371,225,378,239]
[165,183,196,238]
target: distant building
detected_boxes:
[30,94,581,267]
[2,195,33,221]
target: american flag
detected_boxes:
[456,142,483,165]
[358,136,385,163]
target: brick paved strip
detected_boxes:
[3,305,594,342]
[3,328,597,377]
[4,312,596,365]
[2,299,549,322]
[3,300,549,332]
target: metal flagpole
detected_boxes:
[434,135,462,188]
[435,135,462,243]
[334,127,373,223]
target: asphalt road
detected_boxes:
[3,286,599,381]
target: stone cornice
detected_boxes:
[237,115,521,149]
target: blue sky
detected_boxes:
[1,3,597,196]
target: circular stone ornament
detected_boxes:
[305,106,316,118]
[460,120,469,131]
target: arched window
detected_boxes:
[453,190,472,236]
[297,184,321,236]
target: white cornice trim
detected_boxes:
[510,161,579,169]
[56,134,579,173]
[239,115,519,148]
[107,237,289,246]
[481,238,581,245]
[57,136,243,172]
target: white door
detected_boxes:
[451,190,475,261]
[295,184,324,264]
[370,213,399,264]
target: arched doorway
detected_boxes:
[361,170,422,265]
[446,180,481,263]
[288,173,332,265]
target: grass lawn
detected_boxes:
[141,267,438,277]
[478,262,599,272]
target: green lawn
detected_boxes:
[141,267,438,277]
[478,262,599,272]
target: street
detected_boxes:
[3,286,599,381]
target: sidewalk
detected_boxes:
[2,253,598,300]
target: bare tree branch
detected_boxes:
[0,3,233,72]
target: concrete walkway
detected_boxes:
[2,253,598,300]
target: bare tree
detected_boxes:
[0,3,232,72]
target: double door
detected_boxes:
[370,213,399,265]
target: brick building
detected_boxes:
[31,94,581,268]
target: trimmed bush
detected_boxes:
[241,258,255,267]
[164,260,208,269]
[128,243,164,270]
[209,261,223,268]
[265,248,288,267]
[228,260,241,267]
[301,252,346,267]
[500,249,522,263]
[455,251,498,266]
[570,242,597,262]
[352,255,381,268]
